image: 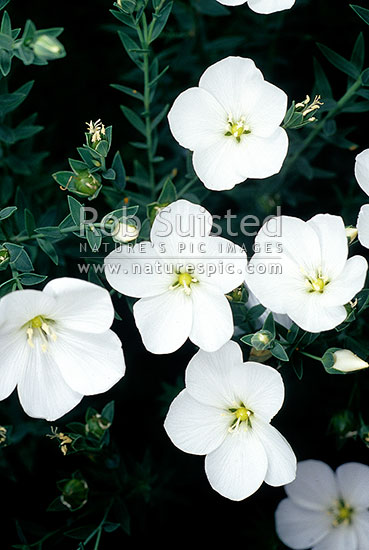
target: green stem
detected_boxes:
[82,500,113,548]
[12,223,106,243]
[299,350,323,363]
[177,176,198,198]
[284,76,363,174]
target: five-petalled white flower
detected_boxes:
[355,149,369,249]
[246,214,367,333]
[167,56,289,191]
[275,460,369,550]
[104,200,247,354]
[216,0,295,15]
[0,278,126,421]
[164,340,296,501]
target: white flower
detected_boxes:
[355,149,369,249]
[164,340,296,501]
[0,278,126,421]
[104,200,247,354]
[246,284,292,329]
[332,349,369,373]
[275,460,369,550]
[216,0,295,15]
[167,56,289,191]
[246,214,367,333]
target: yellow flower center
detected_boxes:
[169,271,199,296]
[225,115,251,143]
[228,404,253,432]
[302,267,330,294]
[330,500,354,527]
[25,315,57,352]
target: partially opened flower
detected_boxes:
[104,200,247,354]
[246,214,367,333]
[0,278,126,421]
[216,0,295,14]
[164,340,296,501]
[275,460,369,550]
[168,56,288,191]
[355,149,369,249]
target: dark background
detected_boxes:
[1,0,369,547]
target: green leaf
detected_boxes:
[118,30,143,69]
[35,226,63,240]
[0,277,16,298]
[351,4,369,25]
[158,178,176,203]
[262,312,276,338]
[37,238,58,265]
[0,31,12,49]
[110,83,144,101]
[152,103,169,130]
[18,272,47,285]
[193,0,230,16]
[4,242,34,272]
[350,32,365,72]
[317,43,360,79]
[24,208,36,236]
[271,342,289,362]
[150,2,173,43]
[111,150,126,191]
[101,400,115,423]
[86,226,102,251]
[0,80,34,116]
[0,0,11,10]
[68,195,83,225]
[0,205,16,220]
[120,105,146,136]
[0,10,11,35]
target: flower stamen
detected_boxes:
[228,404,253,433]
[225,114,251,143]
[25,315,57,351]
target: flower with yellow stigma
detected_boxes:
[0,278,126,421]
[168,56,289,191]
[165,341,296,501]
[246,213,367,333]
[276,460,369,550]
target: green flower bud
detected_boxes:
[75,172,101,197]
[85,413,111,439]
[0,248,10,268]
[251,330,273,351]
[32,34,65,61]
[60,478,88,511]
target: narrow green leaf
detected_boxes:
[118,30,143,69]
[150,2,173,43]
[0,205,16,220]
[37,238,58,265]
[120,105,146,136]
[351,4,369,25]
[18,272,47,285]
[317,43,360,79]
[111,150,126,191]
[68,195,83,226]
[110,83,144,101]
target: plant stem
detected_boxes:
[12,222,106,243]
[299,350,323,363]
[177,176,198,198]
[284,76,363,174]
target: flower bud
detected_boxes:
[60,478,88,511]
[0,248,10,268]
[32,35,65,61]
[345,226,358,244]
[75,172,101,197]
[332,349,368,373]
[112,221,139,243]
[85,413,111,439]
[251,330,273,350]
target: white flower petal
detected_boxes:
[285,460,339,511]
[104,241,174,298]
[229,361,285,421]
[44,277,114,333]
[167,87,226,150]
[355,149,369,197]
[189,285,234,352]
[322,255,367,307]
[357,204,369,249]
[275,498,333,550]
[286,292,347,332]
[247,0,295,14]
[306,214,348,279]
[151,199,213,246]
[245,81,287,138]
[0,328,28,400]
[0,288,56,331]
[217,0,246,6]
[336,462,369,509]
[185,341,244,408]
[354,511,369,550]
[17,340,83,421]
[254,419,296,486]
[192,136,249,191]
[51,329,125,395]
[164,389,229,455]
[234,128,289,179]
[205,428,268,501]
[133,290,193,354]
[313,526,358,550]
[199,56,264,118]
